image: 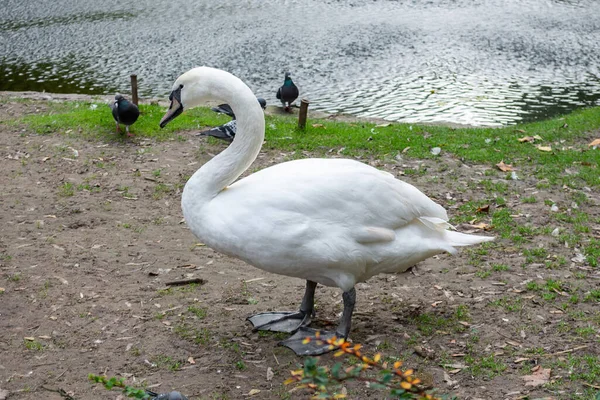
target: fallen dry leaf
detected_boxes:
[188,356,195,364]
[523,367,551,387]
[443,371,457,386]
[518,136,535,143]
[588,138,600,147]
[536,145,552,152]
[467,222,491,230]
[476,205,490,213]
[266,367,274,381]
[311,123,325,128]
[247,389,261,396]
[496,160,514,172]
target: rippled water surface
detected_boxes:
[1,0,599,126]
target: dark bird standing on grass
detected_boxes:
[197,97,267,143]
[111,94,139,136]
[276,72,299,112]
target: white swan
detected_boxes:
[160,67,494,355]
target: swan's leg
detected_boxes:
[279,288,356,356]
[247,280,317,333]
[126,125,134,137]
[115,121,120,133]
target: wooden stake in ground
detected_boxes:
[130,74,139,106]
[298,98,309,129]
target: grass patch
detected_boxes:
[151,355,182,371]
[465,354,507,379]
[174,324,211,345]
[23,339,43,351]
[187,305,207,319]
[58,182,75,197]
[11,101,600,188]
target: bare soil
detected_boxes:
[0,94,599,400]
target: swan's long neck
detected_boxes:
[183,71,265,208]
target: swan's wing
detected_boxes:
[215,158,447,238]
[195,158,490,289]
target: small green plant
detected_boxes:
[9,273,21,282]
[24,339,43,351]
[235,361,247,370]
[187,305,207,319]
[285,336,441,399]
[58,182,75,197]
[88,374,150,399]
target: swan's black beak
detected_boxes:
[160,85,184,128]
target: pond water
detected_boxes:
[1,0,599,126]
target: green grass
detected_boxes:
[151,354,182,371]
[23,339,43,351]
[9,101,600,188]
[187,305,207,319]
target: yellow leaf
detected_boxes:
[374,353,381,363]
[247,389,261,396]
[400,381,412,390]
[393,361,403,369]
[283,378,295,385]
[467,222,491,231]
[302,338,311,345]
[334,350,345,357]
[333,394,347,399]
[589,138,600,147]
[496,160,513,172]
[536,145,552,152]
[517,136,535,142]
[404,369,414,376]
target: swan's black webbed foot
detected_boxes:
[248,280,317,333]
[279,327,342,356]
[280,287,356,356]
[247,311,312,333]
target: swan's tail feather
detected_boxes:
[418,216,455,232]
[444,230,495,247]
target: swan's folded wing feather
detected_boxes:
[353,227,396,244]
[220,158,448,236]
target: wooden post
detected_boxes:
[298,98,309,129]
[130,74,138,106]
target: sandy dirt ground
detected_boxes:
[0,94,599,400]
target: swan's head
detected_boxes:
[160,68,216,128]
